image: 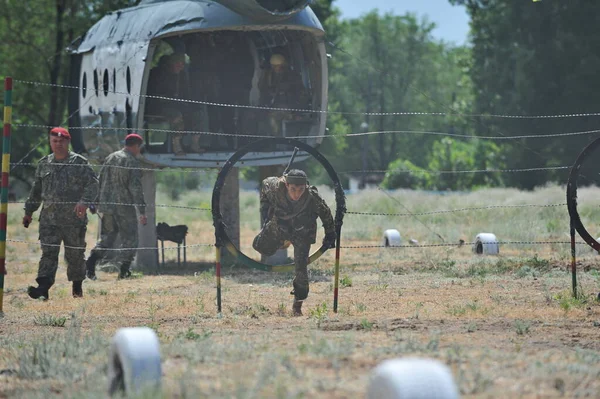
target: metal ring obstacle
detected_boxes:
[211,137,346,272]
[566,136,600,252]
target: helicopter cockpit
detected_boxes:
[142,29,323,158]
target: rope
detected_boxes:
[14,79,600,120]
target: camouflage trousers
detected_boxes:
[38,223,87,285]
[252,218,311,301]
[90,212,138,267]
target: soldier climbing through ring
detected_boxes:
[252,169,336,316]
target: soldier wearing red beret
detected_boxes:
[24,127,99,299]
[86,133,147,280]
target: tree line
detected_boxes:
[1,0,598,191]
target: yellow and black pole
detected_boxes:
[216,244,222,314]
[0,77,13,316]
[570,219,577,298]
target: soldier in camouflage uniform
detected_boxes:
[253,169,336,316]
[86,133,147,280]
[23,127,99,299]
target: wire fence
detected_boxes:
[4,78,597,260]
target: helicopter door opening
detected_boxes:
[142,30,323,156]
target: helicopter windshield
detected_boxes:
[142,30,324,155]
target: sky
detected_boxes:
[333,0,471,45]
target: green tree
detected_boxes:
[0,1,139,187]
[310,11,477,188]
[450,0,600,189]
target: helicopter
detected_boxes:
[67,0,328,168]
[66,0,329,269]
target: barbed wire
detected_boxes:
[341,166,570,176]
[6,238,587,251]
[9,158,574,177]
[13,123,600,143]
[346,203,566,217]
[7,239,213,251]
[341,240,586,249]
[9,161,215,175]
[9,200,211,212]
[14,78,600,120]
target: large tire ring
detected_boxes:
[212,138,346,271]
[566,137,600,252]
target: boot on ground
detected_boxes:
[86,253,99,281]
[118,265,132,279]
[72,280,83,298]
[292,300,303,316]
[27,277,52,300]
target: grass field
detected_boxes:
[1,184,600,398]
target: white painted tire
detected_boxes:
[384,229,402,247]
[472,233,499,255]
[108,327,162,396]
[367,357,460,399]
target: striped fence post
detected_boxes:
[0,77,12,316]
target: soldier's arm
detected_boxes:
[129,167,146,215]
[80,160,99,206]
[311,187,335,235]
[24,164,43,216]
[259,178,273,226]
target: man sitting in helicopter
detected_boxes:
[146,51,186,110]
[258,53,308,136]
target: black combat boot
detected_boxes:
[27,277,52,300]
[292,299,303,316]
[118,263,132,279]
[86,252,99,281]
[72,281,83,298]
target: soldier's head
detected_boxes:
[48,127,70,159]
[270,53,287,74]
[284,169,308,201]
[164,52,186,74]
[125,133,144,156]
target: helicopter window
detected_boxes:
[103,69,109,96]
[142,31,322,155]
[113,68,116,93]
[93,70,99,97]
[82,72,87,98]
[126,66,132,94]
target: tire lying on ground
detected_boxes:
[108,327,162,396]
[472,233,499,255]
[367,357,460,399]
[383,229,402,247]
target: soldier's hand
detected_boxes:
[22,215,32,228]
[322,232,337,249]
[74,202,88,219]
[139,215,147,226]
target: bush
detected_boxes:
[381,159,431,189]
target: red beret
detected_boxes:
[49,127,71,140]
[125,133,143,144]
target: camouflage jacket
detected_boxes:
[96,149,146,216]
[259,176,335,243]
[24,152,99,226]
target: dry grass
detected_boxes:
[1,184,600,398]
